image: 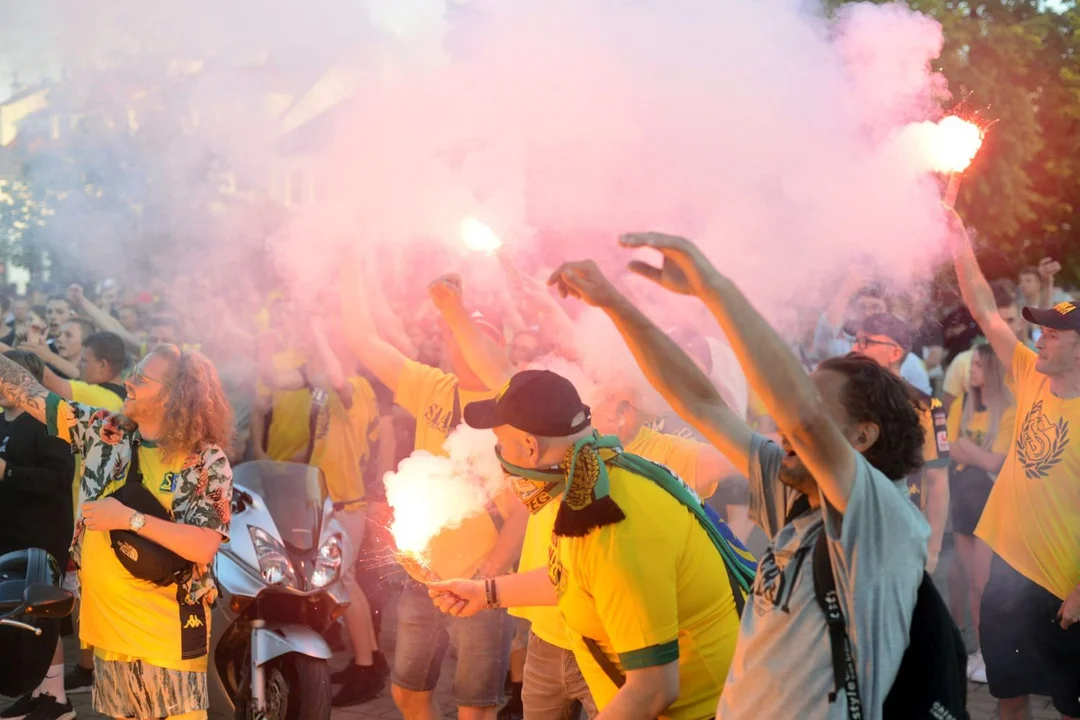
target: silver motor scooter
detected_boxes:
[208,461,353,720]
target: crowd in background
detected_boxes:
[0,238,1076,720]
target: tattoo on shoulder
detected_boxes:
[0,356,49,409]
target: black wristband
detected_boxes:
[485,578,499,609]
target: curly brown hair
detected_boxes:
[817,353,925,480]
[152,344,233,458]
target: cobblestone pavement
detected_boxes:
[6,544,1060,720]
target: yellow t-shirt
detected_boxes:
[946,393,1016,471]
[510,427,708,651]
[310,377,382,505]
[626,426,703,494]
[79,443,207,672]
[258,350,314,462]
[70,381,125,516]
[549,465,740,719]
[393,360,507,580]
[977,345,1080,600]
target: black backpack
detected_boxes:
[811,528,969,719]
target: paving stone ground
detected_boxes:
[7,544,1060,720]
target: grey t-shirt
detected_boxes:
[717,434,929,719]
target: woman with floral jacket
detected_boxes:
[0,343,233,720]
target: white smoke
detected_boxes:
[383,424,505,557]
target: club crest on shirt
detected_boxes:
[1017,400,1070,480]
[547,541,567,598]
[750,543,812,616]
[159,472,179,494]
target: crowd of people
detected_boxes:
[0,207,1076,720]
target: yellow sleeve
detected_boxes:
[947,395,962,444]
[585,526,680,668]
[70,381,124,412]
[1007,344,1038,395]
[393,360,451,419]
[992,406,1017,455]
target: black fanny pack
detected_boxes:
[109,442,192,586]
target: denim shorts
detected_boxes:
[392,580,512,708]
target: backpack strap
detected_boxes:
[583,636,626,689]
[811,529,863,720]
[125,440,142,487]
[785,493,812,526]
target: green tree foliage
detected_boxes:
[829,0,1080,286]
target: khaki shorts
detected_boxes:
[92,655,208,719]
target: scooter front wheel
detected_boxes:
[242,653,331,720]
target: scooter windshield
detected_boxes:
[232,461,328,551]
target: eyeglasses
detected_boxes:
[128,367,171,388]
[854,336,900,351]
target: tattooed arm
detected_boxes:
[0,354,51,426]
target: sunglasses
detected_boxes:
[128,367,171,388]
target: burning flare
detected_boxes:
[384,426,505,578]
[461,216,503,255]
[899,116,985,174]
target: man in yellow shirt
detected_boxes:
[343,272,527,720]
[946,206,1080,720]
[428,369,753,720]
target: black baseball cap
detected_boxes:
[860,313,914,352]
[1023,301,1080,332]
[464,370,592,437]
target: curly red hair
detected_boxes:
[150,345,233,458]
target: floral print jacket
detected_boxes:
[45,394,232,605]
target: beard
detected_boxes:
[778,459,817,498]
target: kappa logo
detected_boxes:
[1017,399,1070,480]
[1054,301,1077,316]
[183,614,204,629]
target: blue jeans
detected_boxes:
[392,580,512,708]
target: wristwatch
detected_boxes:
[129,511,146,534]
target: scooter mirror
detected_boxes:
[22,584,75,618]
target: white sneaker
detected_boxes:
[967,650,987,683]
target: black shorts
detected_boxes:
[948,465,993,536]
[979,554,1080,716]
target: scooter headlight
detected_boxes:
[310,533,343,589]
[249,527,298,588]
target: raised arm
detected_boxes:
[68,284,142,353]
[41,365,74,400]
[548,260,753,476]
[945,208,1020,367]
[429,274,514,391]
[620,233,859,513]
[341,271,409,392]
[0,354,51,426]
[22,342,80,380]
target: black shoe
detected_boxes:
[25,695,75,720]
[331,652,389,684]
[0,694,39,720]
[63,665,93,695]
[330,665,385,707]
